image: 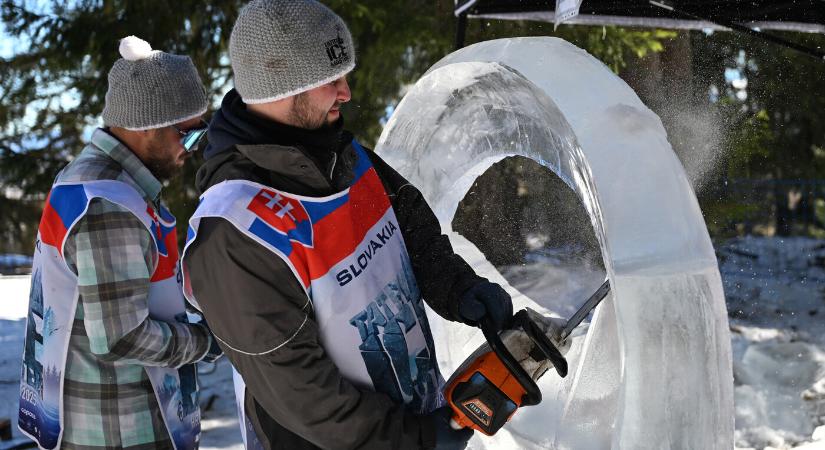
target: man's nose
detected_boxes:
[336,77,351,103]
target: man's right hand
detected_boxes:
[457,281,514,332]
[429,406,473,450]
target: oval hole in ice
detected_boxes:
[452,155,607,317]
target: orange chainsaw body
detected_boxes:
[444,282,609,436]
[444,349,528,435]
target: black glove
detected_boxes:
[458,281,514,331]
[430,406,473,450]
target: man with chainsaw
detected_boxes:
[181,0,514,448]
[18,36,221,449]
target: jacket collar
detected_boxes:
[91,128,162,202]
[205,88,345,160]
[235,143,334,193]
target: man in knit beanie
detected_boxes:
[184,1,512,449]
[19,36,220,450]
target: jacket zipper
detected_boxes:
[329,151,338,180]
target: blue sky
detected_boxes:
[0,24,14,58]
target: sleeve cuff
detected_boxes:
[448,276,486,324]
[194,323,216,362]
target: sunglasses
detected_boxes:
[171,119,209,153]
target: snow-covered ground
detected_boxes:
[197,359,244,450]
[0,275,33,441]
[717,237,825,450]
[0,236,823,449]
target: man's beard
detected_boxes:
[143,135,181,181]
[289,92,337,130]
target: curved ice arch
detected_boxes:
[375,37,733,449]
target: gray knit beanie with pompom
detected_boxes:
[229,0,355,104]
[102,36,208,130]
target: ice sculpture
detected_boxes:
[375,38,733,449]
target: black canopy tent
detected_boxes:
[454,1,825,59]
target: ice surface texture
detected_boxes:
[376,38,733,449]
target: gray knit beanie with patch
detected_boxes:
[102,36,208,131]
[229,0,355,104]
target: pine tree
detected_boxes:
[1,0,683,255]
[0,0,243,252]
[0,0,455,252]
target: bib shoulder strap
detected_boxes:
[41,180,155,252]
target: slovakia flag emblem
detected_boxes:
[147,206,175,257]
[247,189,314,247]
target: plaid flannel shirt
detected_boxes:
[55,129,212,449]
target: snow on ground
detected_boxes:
[0,275,32,441]
[0,275,31,320]
[0,236,823,449]
[718,237,825,450]
[197,359,244,450]
[0,318,25,442]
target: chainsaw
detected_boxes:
[444,280,611,436]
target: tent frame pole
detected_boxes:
[650,0,825,60]
[456,10,468,49]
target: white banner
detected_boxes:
[555,0,583,29]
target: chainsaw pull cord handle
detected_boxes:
[479,318,543,407]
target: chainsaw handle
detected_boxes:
[479,318,543,407]
[513,310,569,378]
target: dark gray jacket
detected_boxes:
[186,92,482,450]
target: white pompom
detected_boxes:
[119,36,155,61]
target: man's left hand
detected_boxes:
[457,281,513,331]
